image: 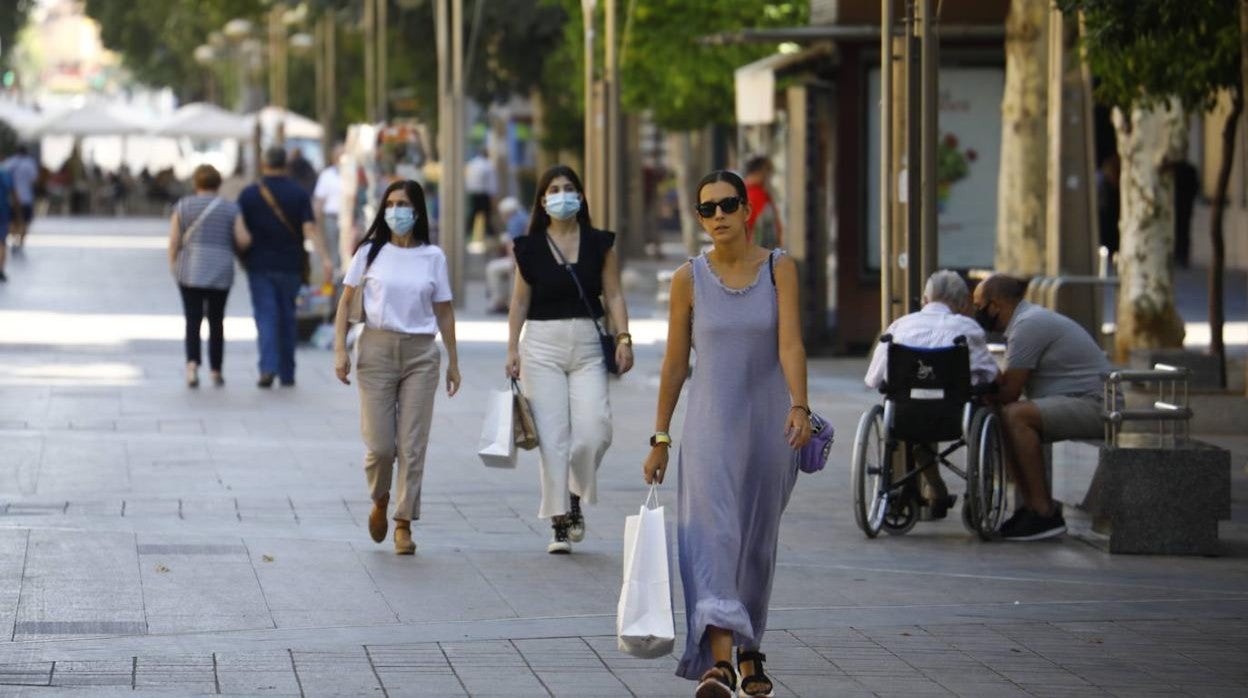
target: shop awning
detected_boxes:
[734,45,833,126]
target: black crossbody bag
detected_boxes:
[546,233,620,375]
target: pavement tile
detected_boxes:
[0,661,53,687]
[214,651,301,695]
[291,649,384,696]
[49,659,134,687]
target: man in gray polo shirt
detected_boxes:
[973,274,1110,541]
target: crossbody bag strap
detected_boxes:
[179,196,223,251]
[545,233,609,338]
[257,181,299,242]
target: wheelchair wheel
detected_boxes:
[882,495,918,536]
[965,407,1008,540]
[851,404,888,538]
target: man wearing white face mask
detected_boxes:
[506,165,634,554]
[335,179,461,555]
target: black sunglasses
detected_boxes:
[696,196,742,218]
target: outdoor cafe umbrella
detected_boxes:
[153,102,254,141]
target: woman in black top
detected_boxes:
[505,165,633,553]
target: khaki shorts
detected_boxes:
[1031,394,1104,443]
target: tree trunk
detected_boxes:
[1209,88,1243,388]
[995,0,1049,276]
[667,130,704,257]
[1112,101,1188,362]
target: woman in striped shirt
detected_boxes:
[167,165,251,387]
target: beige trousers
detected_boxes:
[356,328,441,521]
[521,319,613,519]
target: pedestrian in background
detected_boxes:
[333,179,460,555]
[743,155,782,249]
[166,164,249,387]
[314,144,346,273]
[2,145,38,250]
[288,147,318,196]
[484,195,528,313]
[643,170,810,697]
[464,148,497,239]
[1097,153,1121,256]
[505,164,634,554]
[0,162,22,282]
[1172,158,1199,268]
[237,147,334,388]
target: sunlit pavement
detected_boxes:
[0,216,1246,696]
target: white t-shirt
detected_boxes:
[464,156,497,195]
[343,243,453,335]
[313,166,342,215]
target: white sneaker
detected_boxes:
[547,519,572,554]
[567,496,585,542]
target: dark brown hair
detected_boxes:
[191,164,222,192]
[696,169,748,204]
[355,179,433,268]
[527,164,593,236]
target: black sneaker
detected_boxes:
[1001,507,1066,542]
[547,518,572,554]
[567,494,585,542]
[0,270,7,282]
[257,373,276,388]
[997,508,1027,537]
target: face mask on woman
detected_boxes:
[544,191,581,221]
[385,207,417,235]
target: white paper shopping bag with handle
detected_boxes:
[477,386,517,468]
[617,485,675,658]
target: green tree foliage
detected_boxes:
[1055,0,1240,113]
[0,0,35,67]
[620,0,807,131]
[390,0,567,127]
[85,0,565,137]
[84,0,267,102]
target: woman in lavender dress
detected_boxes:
[643,170,811,697]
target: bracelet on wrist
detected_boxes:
[649,431,672,448]
[790,405,812,416]
[616,332,633,346]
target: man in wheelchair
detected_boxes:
[860,271,1000,538]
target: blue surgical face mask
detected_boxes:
[385,207,416,235]
[543,191,581,221]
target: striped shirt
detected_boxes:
[175,195,240,290]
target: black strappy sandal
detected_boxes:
[695,660,737,698]
[736,649,775,697]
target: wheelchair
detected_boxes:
[851,335,1008,541]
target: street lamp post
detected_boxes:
[581,0,596,185]
[435,0,466,303]
[223,18,255,113]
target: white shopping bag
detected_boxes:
[477,387,517,468]
[616,485,676,658]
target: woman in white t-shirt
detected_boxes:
[333,179,460,555]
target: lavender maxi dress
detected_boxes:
[675,249,798,679]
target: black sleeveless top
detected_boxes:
[514,226,615,320]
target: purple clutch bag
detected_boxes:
[797,412,834,474]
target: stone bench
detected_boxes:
[1048,364,1231,555]
[1052,435,1231,555]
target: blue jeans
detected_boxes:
[248,270,301,382]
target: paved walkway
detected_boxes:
[0,217,1246,697]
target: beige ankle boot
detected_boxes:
[394,520,415,555]
[368,494,389,543]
